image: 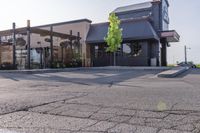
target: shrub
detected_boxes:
[0,62,16,70]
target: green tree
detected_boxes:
[105,13,123,66]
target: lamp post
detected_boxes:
[184,45,191,64]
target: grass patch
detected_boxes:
[196,64,200,68]
[167,64,176,67]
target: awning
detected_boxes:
[86,19,159,44]
[160,30,180,42]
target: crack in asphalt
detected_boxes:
[0,92,89,116]
[1,97,200,133]
[0,102,200,133]
[1,69,200,132]
[21,101,200,132]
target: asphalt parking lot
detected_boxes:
[0,68,200,133]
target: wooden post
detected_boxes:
[61,46,64,67]
[40,48,43,69]
[27,20,31,69]
[44,48,46,69]
[12,23,16,69]
[50,26,53,68]
[70,30,73,58]
[77,32,80,53]
[77,32,80,40]
[0,35,1,64]
[77,32,80,42]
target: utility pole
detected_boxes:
[184,45,191,64]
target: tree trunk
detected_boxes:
[113,52,116,66]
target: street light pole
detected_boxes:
[184,45,191,64]
[184,46,187,64]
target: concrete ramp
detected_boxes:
[157,67,190,78]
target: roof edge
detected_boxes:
[113,1,152,14]
[91,16,151,26]
[115,8,151,16]
[36,18,92,28]
[0,19,92,33]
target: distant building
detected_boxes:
[0,0,179,69]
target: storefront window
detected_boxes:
[95,45,99,58]
[123,43,131,54]
[94,45,108,58]
[123,42,142,57]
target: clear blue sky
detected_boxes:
[0,0,199,64]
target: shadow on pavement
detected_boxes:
[0,69,162,85]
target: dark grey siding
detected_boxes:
[116,42,150,66]
[151,2,161,31]
[161,0,169,30]
[90,41,159,67]
[151,0,169,31]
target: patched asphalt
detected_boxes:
[0,69,200,133]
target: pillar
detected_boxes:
[161,43,167,66]
[12,23,16,69]
[27,20,31,69]
[50,25,54,68]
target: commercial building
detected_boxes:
[0,0,179,69]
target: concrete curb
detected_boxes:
[0,66,172,74]
[84,66,172,71]
[157,67,190,78]
[0,68,82,74]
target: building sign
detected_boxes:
[162,0,169,23]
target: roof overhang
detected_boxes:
[160,30,180,42]
[86,18,159,44]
